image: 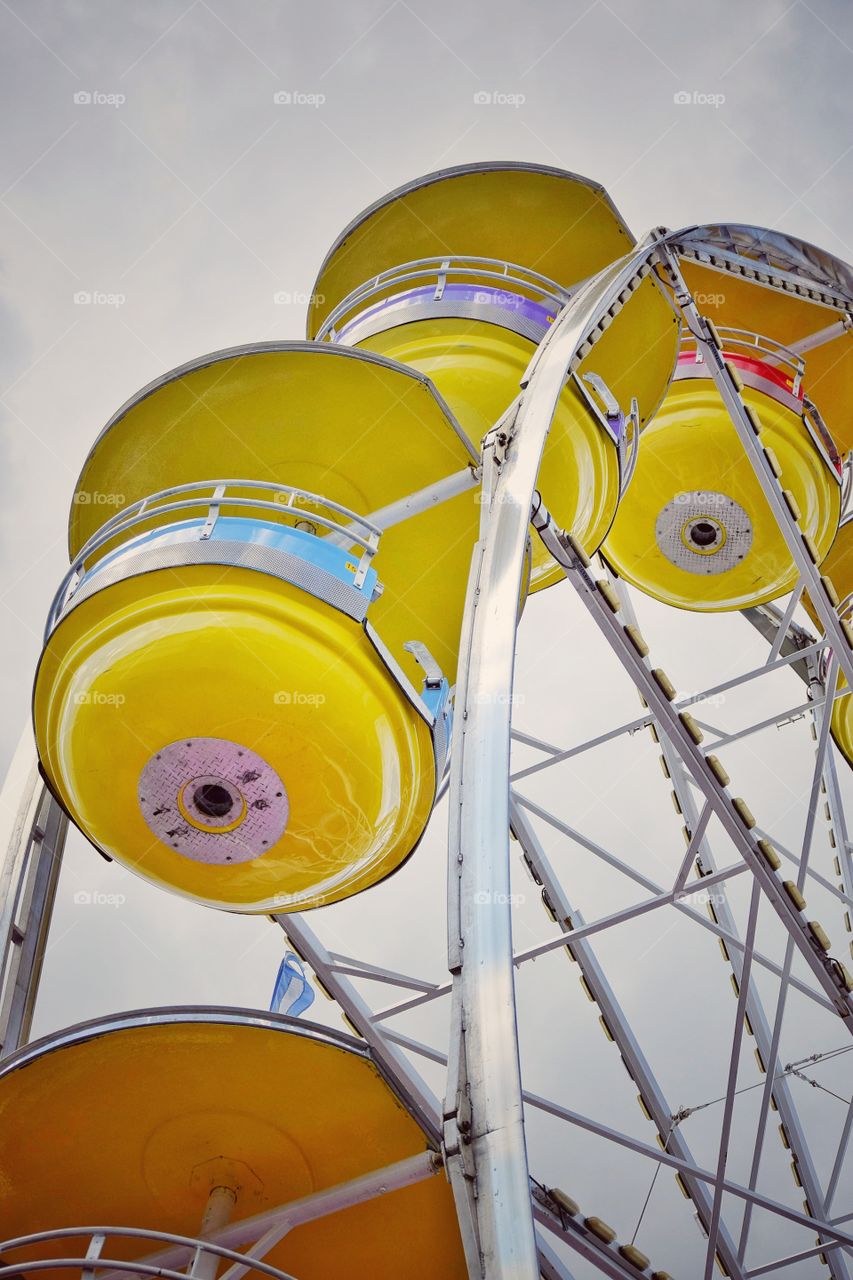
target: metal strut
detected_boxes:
[529,497,853,1028]
[0,732,67,1060]
[443,243,670,1279]
[656,238,853,696]
[613,579,851,1280]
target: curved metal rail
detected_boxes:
[444,244,663,1278]
[48,479,382,635]
[315,254,571,342]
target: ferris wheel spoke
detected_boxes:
[525,1083,853,1251]
[753,827,853,912]
[510,637,828,786]
[508,796,835,1015]
[509,797,750,1277]
[765,585,807,665]
[528,508,853,1024]
[0,733,66,1059]
[672,800,714,891]
[555,553,852,1275]
[502,520,853,1273]
[809,665,853,950]
[826,1094,853,1214]
[634,635,850,1278]
[511,714,849,1276]
[657,236,853,696]
[703,880,762,1279]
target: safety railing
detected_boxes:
[315,254,572,342]
[49,480,382,635]
[680,324,805,394]
[679,325,843,480]
[0,1225,300,1280]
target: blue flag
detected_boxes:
[270,951,315,1017]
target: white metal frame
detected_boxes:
[2,228,853,1279]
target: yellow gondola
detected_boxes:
[803,514,853,767]
[307,161,680,590]
[34,345,480,912]
[0,1010,467,1279]
[603,225,849,611]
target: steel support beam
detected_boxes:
[0,735,67,1058]
[444,244,671,1280]
[530,510,853,1022]
[613,580,851,1278]
[510,797,748,1279]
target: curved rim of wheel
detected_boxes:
[668,222,853,302]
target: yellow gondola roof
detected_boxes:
[0,1009,467,1280]
[306,161,635,338]
[67,342,481,687]
[69,341,477,558]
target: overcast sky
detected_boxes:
[2,2,853,1277]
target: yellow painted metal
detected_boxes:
[805,517,853,625]
[307,162,635,338]
[602,377,840,611]
[308,165,679,588]
[33,567,437,912]
[0,1015,467,1279]
[359,275,679,590]
[361,321,616,589]
[69,344,480,688]
[803,517,853,768]
[680,259,853,456]
[830,686,853,774]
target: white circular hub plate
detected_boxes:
[655,491,753,576]
[138,738,289,864]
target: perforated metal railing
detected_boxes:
[677,323,844,480]
[679,324,805,393]
[0,1225,301,1280]
[314,255,572,342]
[48,479,383,634]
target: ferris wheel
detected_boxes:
[1,160,853,1280]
